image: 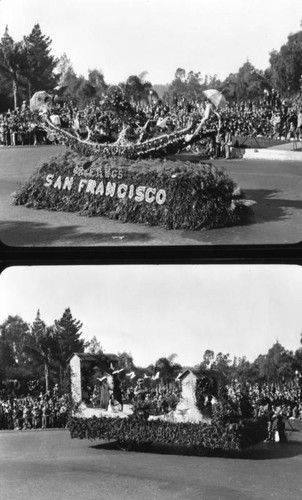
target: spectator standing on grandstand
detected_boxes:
[1,116,9,146]
[224,127,233,159]
[214,129,223,158]
[23,404,31,429]
[21,101,27,113]
[42,403,50,429]
[264,403,275,441]
[297,109,302,140]
[273,408,287,443]
[33,404,41,429]
[9,113,18,146]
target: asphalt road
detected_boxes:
[1,429,302,500]
[1,145,302,246]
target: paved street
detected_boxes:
[1,146,302,246]
[1,429,302,500]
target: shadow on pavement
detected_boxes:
[90,440,302,460]
[244,188,302,223]
[238,441,302,460]
[0,220,152,246]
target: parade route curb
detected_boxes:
[243,147,302,161]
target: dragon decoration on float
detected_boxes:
[30,87,216,160]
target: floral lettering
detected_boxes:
[44,174,54,187]
[63,177,74,190]
[105,182,116,197]
[117,184,128,199]
[78,179,88,193]
[53,176,62,189]
[86,179,97,194]
[145,187,156,204]
[95,181,104,195]
[156,189,167,205]
[128,185,135,199]
[135,186,146,202]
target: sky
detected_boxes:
[0,0,301,85]
[0,265,301,368]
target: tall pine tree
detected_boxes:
[21,23,59,97]
[28,310,57,393]
[54,308,86,386]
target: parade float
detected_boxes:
[12,88,254,230]
[67,353,267,456]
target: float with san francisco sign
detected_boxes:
[12,87,254,230]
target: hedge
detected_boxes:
[12,151,253,230]
[67,415,268,456]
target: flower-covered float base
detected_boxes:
[12,151,253,230]
[67,414,268,456]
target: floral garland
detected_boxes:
[40,116,216,160]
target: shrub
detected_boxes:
[12,151,252,230]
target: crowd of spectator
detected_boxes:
[1,89,302,157]
[227,379,302,421]
[127,380,181,415]
[0,387,70,431]
[1,375,302,433]
[0,101,52,147]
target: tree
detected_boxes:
[117,351,135,371]
[268,30,302,94]
[88,68,107,99]
[21,23,59,98]
[0,70,14,111]
[123,74,153,104]
[28,310,57,393]
[55,53,75,87]
[57,69,100,107]
[155,353,182,385]
[231,356,254,385]
[201,349,215,369]
[256,341,295,386]
[186,70,205,100]
[0,26,24,109]
[0,315,31,383]
[54,308,85,386]
[168,67,220,103]
[169,68,188,100]
[222,61,267,102]
[292,334,302,377]
[85,336,103,354]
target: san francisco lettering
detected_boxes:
[44,174,167,205]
